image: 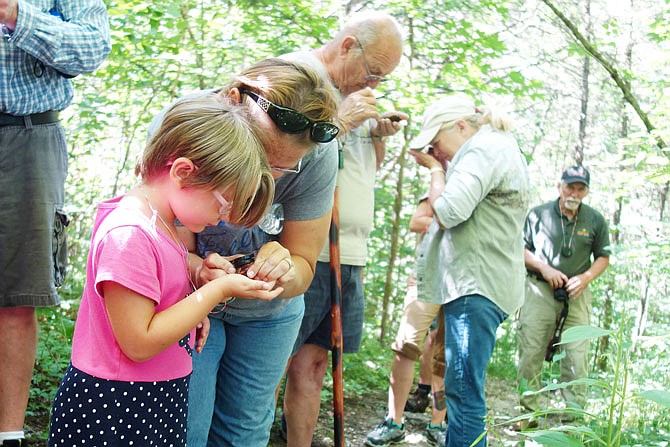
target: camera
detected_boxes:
[553,286,569,302]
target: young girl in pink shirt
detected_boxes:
[48,94,278,447]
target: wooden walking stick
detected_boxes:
[329,186,345,447]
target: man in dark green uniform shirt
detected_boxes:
[516,166,611,426]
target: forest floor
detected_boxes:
[268,375,537,447]
[25,376,537,446]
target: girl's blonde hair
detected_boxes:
[140,93,274,227]
[225,58,340,147]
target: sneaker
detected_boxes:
[405,386,430,413]
[365,417,405,446]
[424,422,446,446]
[436,430,446,447]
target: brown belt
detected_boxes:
[0,111,59,127]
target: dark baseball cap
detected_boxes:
[561,165,590,187]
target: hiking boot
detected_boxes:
[404,386,430,413]
[424,422,446,446]
[365,417,405,446]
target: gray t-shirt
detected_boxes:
[148,91,338,317]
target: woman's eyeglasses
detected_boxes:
[241,89,340,143]
[270,158,302,174]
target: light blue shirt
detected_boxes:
[0,0,110,115]
[416,125,531,315]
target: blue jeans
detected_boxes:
[186,296,304,447]
[442,295,507,447]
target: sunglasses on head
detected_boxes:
[240,89,340,143]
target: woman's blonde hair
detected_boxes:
[225,58,340,147]
[444,107,515,133]
[139,94,274,227]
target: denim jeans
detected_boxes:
[442,294,507,447]
[186,296,304,447]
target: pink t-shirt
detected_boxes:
[71,196,195,381]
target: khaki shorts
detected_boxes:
[0,122,68,307]
[391,283,441,360]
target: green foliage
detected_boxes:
[511,321,670,447]
[25,0,670,443]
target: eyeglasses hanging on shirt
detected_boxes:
[32,8,77,79]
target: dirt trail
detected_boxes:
[269,376,528,447]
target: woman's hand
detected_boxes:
[409,148,443,170]
[245,241,296,286]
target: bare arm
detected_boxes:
[176,210,331,299]
[566,256,610,299]
[372,137,386,170]
[249,211,332,298]
[408,200,433,233]
[409,150,447,215]
[103,275,282,362]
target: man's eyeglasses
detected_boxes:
[354,36,387,84]
[241,89,339,143]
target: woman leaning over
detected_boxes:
[148,58,341,446]
[409,93,531,447]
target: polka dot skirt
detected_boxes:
[48,364,189,447]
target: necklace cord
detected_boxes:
[142,188,197,292]
[560,213,578,253]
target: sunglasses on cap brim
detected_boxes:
[240,89,339,143]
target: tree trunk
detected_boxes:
[379,145,409,342]
[574,0,591,165]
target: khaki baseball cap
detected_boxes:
[409,93,476,149]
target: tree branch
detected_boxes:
[540,0,666,151]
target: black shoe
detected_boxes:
[1,440,25,447]
[405,386,430,413]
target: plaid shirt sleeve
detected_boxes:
[0,0,111,114]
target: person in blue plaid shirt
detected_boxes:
[0,1,110,445]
